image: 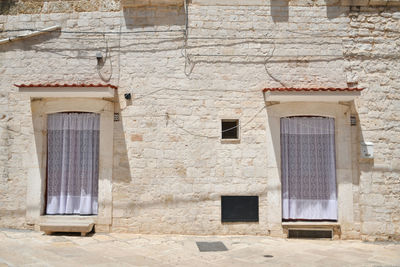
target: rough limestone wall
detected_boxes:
[111,0,352,235]
[0,4,121,230]
[0,42,29,228]
[0,8,122,228]
[0,43,16,227]
[344,6,400,241]
[0,0,120,15]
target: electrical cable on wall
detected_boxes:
[3,25,400,35]
[96,34,113,82]
[163,112,387,140]
[1,11,395,141]
[1,12,377,87]
[0,28,185,35]
[164,105,267,139]
[263,42,287,88]
[182,0,195,77]
[118,87,266,106]
[117,15,123,89]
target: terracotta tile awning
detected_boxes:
[262,87,364,102]
[15,83,117,98]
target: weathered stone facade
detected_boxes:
[0,0,399,241]
[344,5,400,240]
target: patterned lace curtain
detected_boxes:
[46,113,100,215]
[281,117,337,220]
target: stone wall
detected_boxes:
[344,6,400,241]
[0,0,121,15]
[0,0,399,240]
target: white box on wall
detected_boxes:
[361,142,374,159]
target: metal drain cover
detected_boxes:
[196,241,228,252]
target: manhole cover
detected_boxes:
[196,241,228,252]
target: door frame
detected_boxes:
[26,98,113,231]
[265,102,354,235]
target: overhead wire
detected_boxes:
[264,42,287,88]
[120,89,265,105]
[165,104,267,139]
[117,14,123,88]
[0,28,185,34]
[123,106,386,140]
[3,28,400,39]
[182,0,194,76]
[96,34,113,82]
[2,15,396,137]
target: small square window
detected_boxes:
[221,119,239,139]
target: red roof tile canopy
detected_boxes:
[15,83,118,89]
[263,87,364,92]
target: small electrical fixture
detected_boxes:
[114,113,120,122]
[350,115,357,126]
[361,142,374,159]
[96,52,103,65]
[124,93,131,100]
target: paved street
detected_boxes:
[0,228,399,267]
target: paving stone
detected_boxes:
[0,229,398,266]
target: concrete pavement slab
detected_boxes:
[0,229,399,267]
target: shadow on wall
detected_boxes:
[113,95,132,184]
[271,0,289,23]
[0,0,16,15]
[270,0,348,21]
[0,31,61,52]
[325,0,348,19]
[123,6,185,29]
[0,209,27,229]
[352,109,363,187]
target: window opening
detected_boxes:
[221,119,239,139]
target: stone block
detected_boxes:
[40,223,94,236]
[130,134,143,142]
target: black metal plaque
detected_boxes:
[221,196,259,222]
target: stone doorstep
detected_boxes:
[40,223,94,236]
[282,222,341,239]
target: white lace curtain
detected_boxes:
[281,117,337,220]
[46,113,100,215]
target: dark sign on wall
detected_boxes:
[221,196,259,222]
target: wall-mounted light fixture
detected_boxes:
[124,93,131,100]
[96,52,103,65]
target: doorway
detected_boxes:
[281,116,337,221]
[46,112,100,215]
